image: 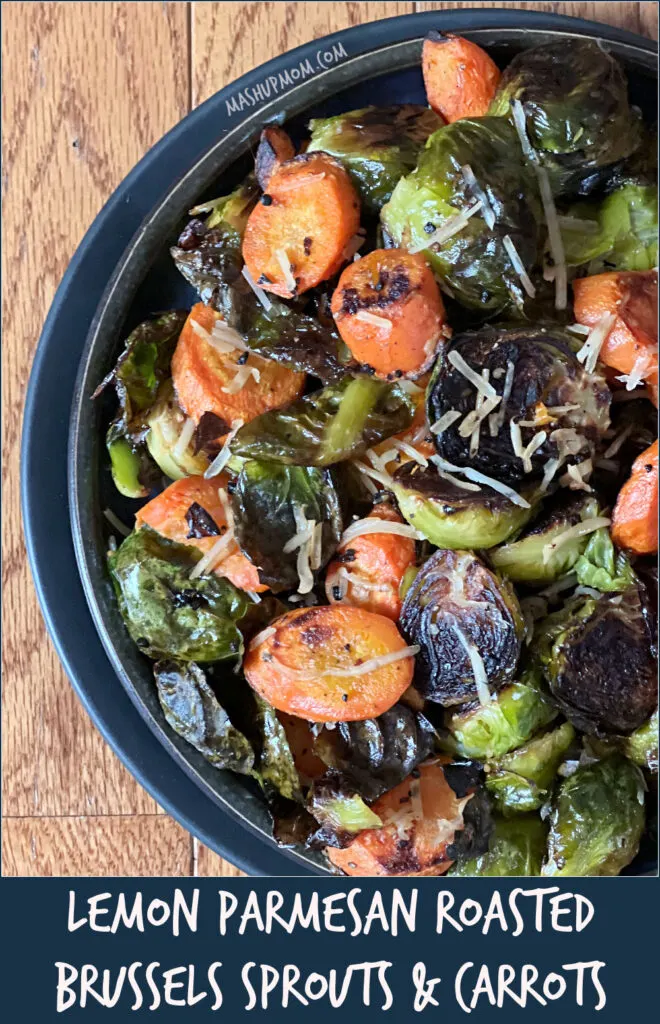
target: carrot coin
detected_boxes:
[255,125,296,190]
[612,439,658,555]
[422,32,501,123]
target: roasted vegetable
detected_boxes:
[542,755,645,876]
[400,549,525,705]
[109,527,248,662]
[155,660,255,773]
[574,525,636,592]
[330,248,448,379]
[422,32,501,123]
[307,104,443,213]
[449,814,547,876]
[538,587,658,735]
[307,777,382,848]
[394,463,536,550]
[231,460,342,593]
[244,605,416,722]
[252,693,303,802]
[255,126,296,190]
[313,701,437,802]
[426,325,611,487]
[144,381,210,480]
[612,439,658,555]
[561,183,658,272]
[328,759,490,876]
[443,665,558,759]
[624,710,659,773]
[485,721,576,814]
[106,431,155,499]
[489,38,642,196]
[242,152,361,298]
[171,178,259,306]
[490,495,600,584]
[381,117,541,314]
[230,375,415,466]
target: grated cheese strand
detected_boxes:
[274,248,298,294]
[542,517,611,564]
[248,626,277,651]
[430,456,530,508]
[340,518,424,546]
[502,234,536,297]
[204,419,244,478]
[431,410,462,435]
[448,350,498,400]
[103,508,131,537]
[241,265,273,312]
[575,312,617,373]
[355,309,393,332]
[408,200,483,254]
[436,469,482,492]
[172,416,196,462]
[221,364,261,394]
[452,622,492,707]
[460,164,496,229]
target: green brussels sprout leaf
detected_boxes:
[574,527,636,593]
[449,814,547,876]
[486,721,576,814]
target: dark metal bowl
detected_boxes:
[39,10,659,875]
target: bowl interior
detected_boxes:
[70,26,658,875]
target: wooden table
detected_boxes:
[2,1,656,877]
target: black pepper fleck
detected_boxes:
[260,193,273,205]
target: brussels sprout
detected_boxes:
[106,433,151,499]
[312,702,437,802]
[237,300,351,384]
[381,117,541,314]
[443,760,494,864]
[252,694,303,802]
[574,527,636,593]
[230,376,415,466]
[144,381,209,480]
[449,815,547,876]
[443,665,558,759]
[307,777,383,848]
[307,104,443,213]
[400,550,525,706]
[109,527,249,662]
[490,495,599,584]
[154,660,255,774]
[486,722,576,814]
[231,460,343,592]
[393,463,536,550]
[561,183,658,272]
[538,587,658,735]
[489,39,642,196]
[624,711,659,773]
[542,755,645,876]
[426,325,611,487]
[171,178,259,306]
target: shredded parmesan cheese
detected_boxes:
[448,350,498,400]
[603,424,633,459]
[616,350,656,390]
[210,319,250,354]
[540,457,562,492]
[489,359,515,436]
[430,455,530,508]
[310,522,323,572]
[408,200,483,253]
[103,508,131,537]
[189,532,236,579]
[248,626,277,651]
[190,319,212,343]
[431,410,462,435]
[355,309,393,332]
[452,622,492,706]
[391,439,428,467]
[353,460,395,490]
[241,265,273,312]
[576,312,616,373]
[460,164,496,229]
[561,459,593,493]
[502,234,536,297]
[557,215,600,234]
[221,363,261,394]
[172,416,196,462]
[322,645,420,678]
[436,470,482,492]
[542,517,611,564]
[274,248,297,294]
[204,419,244,478]
[339,518,424,546]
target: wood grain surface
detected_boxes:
[2,1,656,877]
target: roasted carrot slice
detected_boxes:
[573,270,658,399]
[330,249,448,379]
[325,504,417,620]
[243,605,416,722]
[135,475,268,593]
[612,439,658,555]
[171,303,305,425]
[255,125,296,190]
[422,32,501,123]
[242,152,361,299]
[328,760,468,877]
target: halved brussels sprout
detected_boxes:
[109,527,248,662]
[625,710,659,773]
[489,38,642,196]
[427,325,611,487]
[542,754,645,876]
[561,183,658,272]
[490,495,599,584]
[145,381,209,480]
[443,665,558,759]
[574,526,636,593]
[449,815,547,876]
[486,721,576,814]
[230,376,415,466]
[231,460,343,593]
[538,587,658,735]
[394,463,536,550]
[381,117,541,314]
[307,104,443,212]
[106,433,151,499]
[399,550,525,705]
[308,777,382,848]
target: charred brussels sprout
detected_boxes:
[145,381,209,480]
[449,815,547,876]
[230,376,415,466]
[490,495,600,584]
[625,711,659,773]
[237,301,350,385]
[538,587,658,735]
[381,117,541,314]
[574,526,636,593]
[443,665,558,759]
[307,777,382,848]
[542,755,645,876]
[489,39,642,196]
[486,721,576,814]
[109,527,248,662]
[400,550,525,706]
[106,433,152,499]
[427,325,611,487]
[561,183,658,272]
[307,105,443,213]
[231,460,343,593]
[393,463,536,550]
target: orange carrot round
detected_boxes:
[135,475,268,593]
[328,760,466,876]
[330,249,448,379]
[171,304,305,426]
[325,504,417,620]
[422,32,501,123]
[612,439,658,555]
[573,270,658,398]
[255,125,296,190]
[242,152,361,298]
[243,605,416,722]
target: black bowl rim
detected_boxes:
[24,8,657,875]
